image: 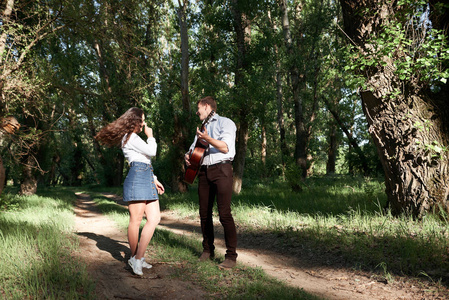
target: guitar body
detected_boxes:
[183,111,215,184]
[184,147,206,184]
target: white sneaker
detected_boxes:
[141,258,153,269]
[128,256,143,276]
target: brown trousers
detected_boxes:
[197,163,238,260]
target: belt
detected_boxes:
[129,161,150,167]
[200,160,232,171]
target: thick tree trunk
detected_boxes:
[340,0,449,217]
[19,155,38,196]
[361,91,449,217]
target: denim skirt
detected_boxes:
[123,161,159,202]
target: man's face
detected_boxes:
[196,103,211,121]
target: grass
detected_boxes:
[0,187,95,299]
[86,188,320,299]
[85,174,449,296]
[155,175,449,285]
[2,174,449,298]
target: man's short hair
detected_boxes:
[197,96,217,112]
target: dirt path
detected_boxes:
[73,192,447,299]
[73,193,207,299]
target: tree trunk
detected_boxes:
[171,115,188,193]
[340,0,449,218]
[275,69,288,165]
[268,9,289,167]
[261,123,267,167]
[361,91,449,217]
[326,121,337,175]
[0,156,5,194]
[233,119,249,193]
[231,0,251,194]
[0,0,14,113]
[0,0,14,66]
[178,0,190,114]
[170,0,191,193]
[19,154,38,196]
[279,0,309,178]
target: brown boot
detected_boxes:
[218,258,236,269]
[199,251,214,262]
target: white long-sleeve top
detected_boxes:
[121,133,157,165]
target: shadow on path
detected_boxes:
[76,232,129,262]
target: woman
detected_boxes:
[95,107,164,276]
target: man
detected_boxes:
[185,96,238,269]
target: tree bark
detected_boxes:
[326,120,338,175]
[19,154,38,196]
[0,0,14,66]
[261,123,267,167]
[231,0,251,194]
[268,9,289,167]
[279,0,309,179]
[170,0,191,193]
[0,155,5,194]
[340,0,449,218]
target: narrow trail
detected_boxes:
[73,193,206,300]
[73,192,446,299]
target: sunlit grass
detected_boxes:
[156,175,449,284]
[86,189,320,299]
[80,174,449,295]
[0,188,95,299]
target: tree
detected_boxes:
[339,0,449,218]
[230,0,252,194]
[0,0,66,195]
[169,0,191,193]
[279,0,336,187]
[0,116,20,193]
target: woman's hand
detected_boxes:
[155,179,165,195]
[144,124,153,138]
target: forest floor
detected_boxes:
[72,192,449,300]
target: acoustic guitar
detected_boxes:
[184,110,215,184]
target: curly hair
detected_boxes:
[95,107,144,147]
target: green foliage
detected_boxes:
[344,141,383,176]
[0,0,385,197]
[344,0,449,94]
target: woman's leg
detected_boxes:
[135,200,160,259]
[128,201,147,257]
